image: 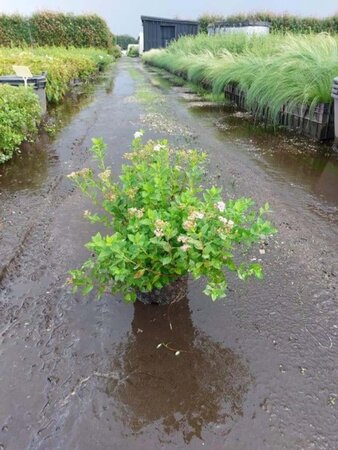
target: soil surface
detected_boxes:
[0,58,337,450]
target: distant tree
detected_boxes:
[198,14,225,33]
[116,34,138,50]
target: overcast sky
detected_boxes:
[1,0,337,37]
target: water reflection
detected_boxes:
[190,106,338,208]
[261,150,338,205]
[104,74,115,94]
[0,86,94,194]
[0,134,51,193]
[106,297,251,443]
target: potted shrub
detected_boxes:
[68,132,276,303]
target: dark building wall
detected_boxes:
[141,16,198,52]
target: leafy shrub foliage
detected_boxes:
[127,46,140,58]
[0,11,116,50]
[110,45,122,59]
[0,47,113,103]
[0,85,41,163]
[68,133,276,302]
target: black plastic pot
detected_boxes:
[224,83,335,141]
[282,103,334,141]
[137,276,188,305]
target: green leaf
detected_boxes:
[162,256,172,265]
[124,292,137,303]
[82,284,94,295]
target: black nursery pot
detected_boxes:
[137,276,188,305]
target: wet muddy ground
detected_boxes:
[0,58,337,450]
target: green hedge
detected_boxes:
[198,13,338,34]
[0,85,41,163]
[0,47,113,103]
[0,12,115,49]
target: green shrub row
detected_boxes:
[199,13,338,34]
[0,12,115,49]
[0,46,114,162]
[127,46,140,57]
[142,33,338,122]
[0,47,113,103]
[0,85,41,163]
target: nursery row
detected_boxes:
[142,33,338,129]
[198,12,338,34]
[0,47,114,163]
[0,47,114,102]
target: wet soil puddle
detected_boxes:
[186,98,338,215]
[106,299,251,444]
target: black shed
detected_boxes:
[141,16,199,52]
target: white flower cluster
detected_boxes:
[126,188,137,199]
[182,210,204,231]
[128,208,144,218]
[178,235,191,252]
[123,152,133,160]
[106,192,117,201]
[183,220,194,231]
[67,168,91,179]
[134,130,144,139]
[98,169,111,182]
[215,201,225,212]
[189,211,204,220]
[154,219,168,238]
[177,235,189,244]
[218,216,234,227]
[218,216,234,233]
[154,144,166,152]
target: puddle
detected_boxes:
[0,83,96,195]
[188,105,338,211]
[106,299,251,444]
